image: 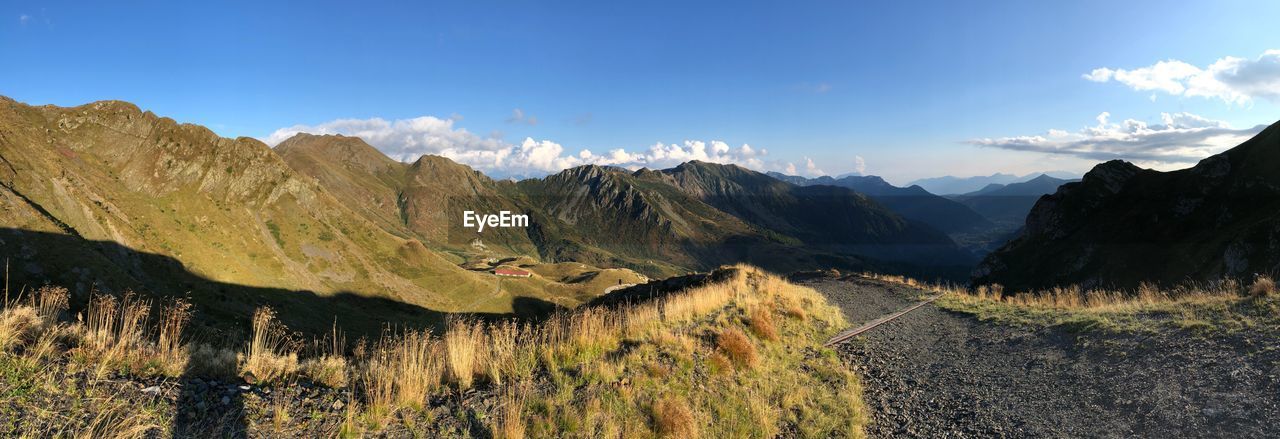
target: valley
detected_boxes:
[1,95,1277,438]
[5,2,1278,437]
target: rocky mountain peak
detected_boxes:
[1081,160,1143,195]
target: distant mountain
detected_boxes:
[950,175,1080,225]
[909,171,1080,195]
[515,161,975,276]
[974,121,1280,291]
[908,173,1022,195]
[280,136,975,279]
[766,172,993,234]
[665,162,973,269]
[514,164,759,275]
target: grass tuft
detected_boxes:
[747,306,778,341]
[240,307,299,383]
[1249,275,1276,297]
[716,327,757,369]
[652,395,698,438]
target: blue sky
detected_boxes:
[3,1,1278,183]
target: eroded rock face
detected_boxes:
[974,121,1280,292]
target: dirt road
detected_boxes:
[800,276,1280,438]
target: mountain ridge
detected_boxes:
[765,171,993,234]
[974,120,1280,291]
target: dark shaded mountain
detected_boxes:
[661,162,975,269]
[974,121,1280,291]
[951,175,1079,225]
[766,172,993,234]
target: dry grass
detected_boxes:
[716,327,757,369]
[783,302,807,321]
[240,307,299,383]
[0,265,867,437]
[489,381,529,439]
[189,342,238,378]
[1250,275,1277,297]
[361,329,444,417]
[80,293,150,377]
[444,318,482,390]
[747,306,778,341]
[707,351,733,374]
[484,321,528,385]
[73,397,163,439]
[154,298,192,376]
[0,306,41,351]
[958,280,1242,312]
[301,355,349,388]
[301,323,349,388]
[865,272,1280,334]
[652,395,698,438]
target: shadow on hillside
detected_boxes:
[0,227,563,437]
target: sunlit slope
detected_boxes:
[276,133,537,255]
[0,97,507,323]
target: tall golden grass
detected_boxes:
[240,307,299,383]
[862,271,1275,311]
[1,265,859,436]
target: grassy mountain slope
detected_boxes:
[273,134,412,238]
[276,134,537,256]
[0,97,630,334]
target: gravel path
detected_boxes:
[801,276,1280,438]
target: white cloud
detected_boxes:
[266,116,508,160]
[506,108,538,126]
[968,112,1265,165]
[265,116,780,178]
[1085,50,1280,105]
[802,157,826,177]
[19,14,29,25]
[853,155,866,174]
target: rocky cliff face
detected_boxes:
[974,121,1280,291]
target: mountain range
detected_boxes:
[0,97,975,335]
[765,172,993,234]
[948,175,1081,225]
[909,171,1079,195]
[975,121,1280,291]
